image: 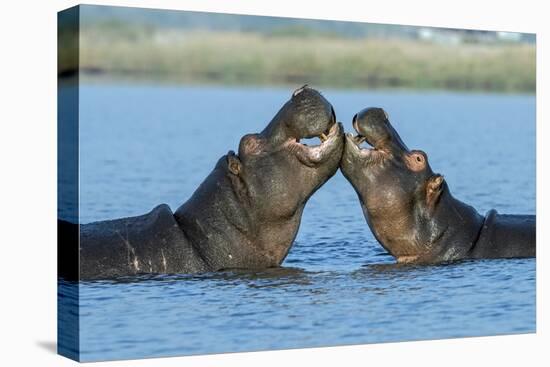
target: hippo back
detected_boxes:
[470,209,536,259]
[77,204,208,280]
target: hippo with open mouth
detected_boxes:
[60,86,344,280]
[340,107,535,264]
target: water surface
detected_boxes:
[61,85,535,361]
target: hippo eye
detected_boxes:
[414,154,426,165]
[405,151,426,171]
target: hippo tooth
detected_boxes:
[320,133,328,143]
[355,135,366,145]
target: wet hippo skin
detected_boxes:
[340,107,535,264]
[60,86,344,280]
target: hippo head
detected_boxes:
[340,107,450,263]
[176,86,344,270]
[229,85,344,221]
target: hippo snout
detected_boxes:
[354,108,390,145]
[351,107,408,154]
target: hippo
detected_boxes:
[340,107,535,264]
[59,86,344,280]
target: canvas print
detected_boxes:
[58,5,536,362]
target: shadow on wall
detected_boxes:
[36,340,57,354]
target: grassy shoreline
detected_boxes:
[68,28,535,93]
[77,74,536,97]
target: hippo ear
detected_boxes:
[426,174,444,210]
[227,151,242,175]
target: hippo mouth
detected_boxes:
[344,132,387,161]
[286,121,342,167]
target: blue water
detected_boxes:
[61,85,535,361]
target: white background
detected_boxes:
[0,0,547,366]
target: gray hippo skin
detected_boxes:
[340,107,535,264]
[61,86,344,280]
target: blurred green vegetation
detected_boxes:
[66,22,536,93]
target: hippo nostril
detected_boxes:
[292,84,308,97]
[352,113,358,124]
